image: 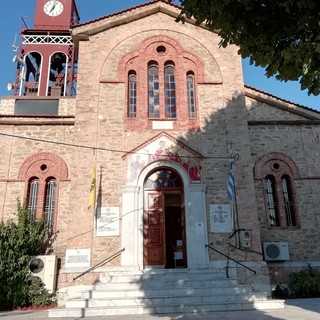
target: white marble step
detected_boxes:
[90,286,251,299]
[99,269,235,284]
[94,279,238,290]
[66,293,267,309]
[50,299,284,318]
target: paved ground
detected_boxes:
[1,299,319,320]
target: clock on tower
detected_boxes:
[34,0,79,30]
[13,0,79,97]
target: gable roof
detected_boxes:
[244,85,320,120]
[72,0,203,38]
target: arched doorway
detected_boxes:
[143,168,187,268]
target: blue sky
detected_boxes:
[0,0,319,109]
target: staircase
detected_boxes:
[49,268,284,318]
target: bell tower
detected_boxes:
[14,0,79,97]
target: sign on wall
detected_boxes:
[96,207,120,237]
[65,249,91,269]
[210,204,233,233]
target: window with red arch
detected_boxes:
[18,153,68,231]
[123,36,204,129]
[254,153,300,228]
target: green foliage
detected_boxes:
[0,204,55,310]
[179,0,320,95]
[288,266,320,298]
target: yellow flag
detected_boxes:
[88,165,96,209]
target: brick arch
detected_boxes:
[18,152,69,181]
[117,35,205,83]
[99,31,223,84]
[254,152,300,180]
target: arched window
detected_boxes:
[164,62,176,119]
[187,72,196,119]
[264,175,280,226]
[255,153,299,228]
[21,52,42,96]
[282,176,296,226]
[27,177,40,221]
[148,62,160,118]
[47,52,67,97]
[128,71,137,118]
[19,152,68,229]
[44,178,57,230]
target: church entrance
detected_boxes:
[143,168,187,268]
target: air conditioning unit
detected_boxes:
[263,242,289,261]
[29,255,57,293]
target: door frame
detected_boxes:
[121,160,209,270]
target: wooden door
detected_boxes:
[143,191,165,266]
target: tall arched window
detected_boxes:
[27,177,40,221]
[264,175,280,226]
[128,71,137,118]
[255,153,299,228]
[187,72,196,119]
[164,62,176,119]
[19,152,68,229]
[44,178,57,230]
[282,176,296,226]
[148,62,160,118]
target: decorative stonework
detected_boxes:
[123,132,203,184]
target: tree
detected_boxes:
[0,205,54,310]
[178,0,320,95]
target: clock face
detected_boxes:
[43,0,64,17]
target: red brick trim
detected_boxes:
[254,152,300,180]
[18,152,69,181]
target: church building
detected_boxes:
[1,0,320,317]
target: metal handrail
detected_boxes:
[206,244,256,278]
[73,248,125,281]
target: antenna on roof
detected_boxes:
[21,16,29,29]
[12,34,19,53]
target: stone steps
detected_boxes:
[48,268,284,318]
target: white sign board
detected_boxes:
[96,207,120,237]
[65,249,91,269]
[210,204,233,233]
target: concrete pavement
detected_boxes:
[0,299,319,320]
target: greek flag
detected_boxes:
[227,160,236,201]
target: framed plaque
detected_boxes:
[96,207,120,237]
[210,204,233,233]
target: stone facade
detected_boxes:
[0,0,319,292]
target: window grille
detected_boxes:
[187,73,196,118]
[164,64,176,119]
[282,176,296,226]
[264,176,280,226]
[128,72,137,117]
[27,178,39,221]
[44,178,57,230]
[148,63,160,118]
